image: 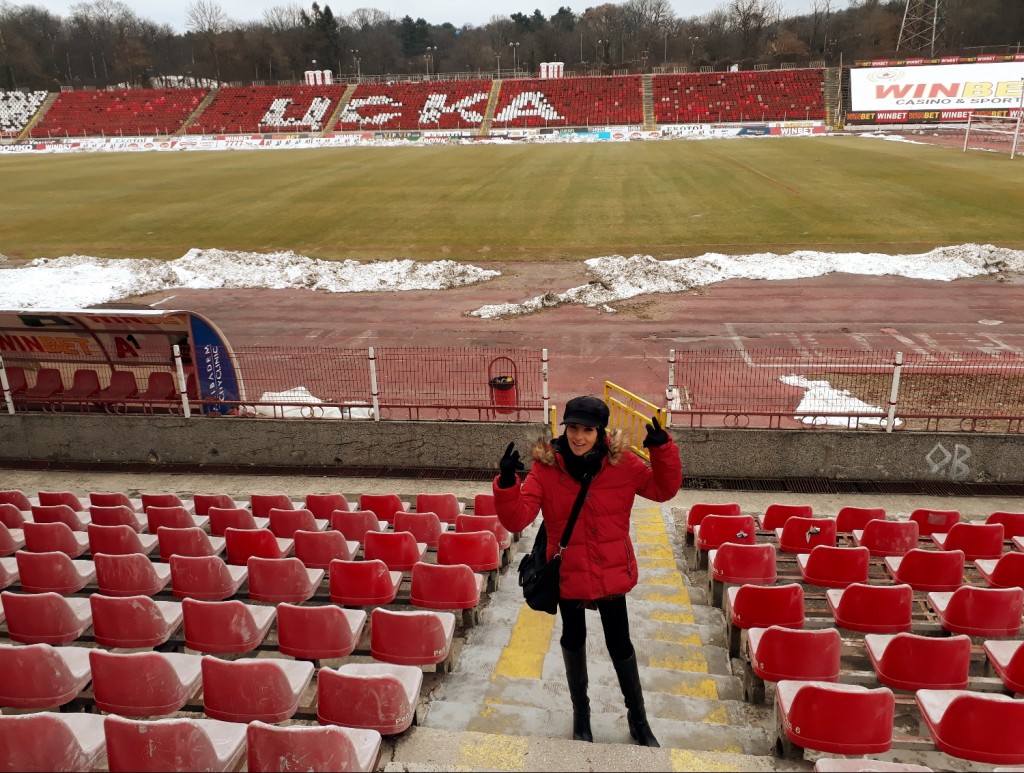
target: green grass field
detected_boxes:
[1,136,1022,263]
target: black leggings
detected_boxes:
[558,595,635,661]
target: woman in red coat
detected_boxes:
[493,395,682,747]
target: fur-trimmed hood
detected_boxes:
[530,429,631,468]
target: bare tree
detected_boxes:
[186,0,229,80]
[348,7,391,31]
[262,3,304,34]
[727,0,782,60]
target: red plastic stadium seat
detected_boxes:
[157,525,225,561]
[410,561,485,611]
[473,493,497,515]
[455,514,512,551]
[246,721,382,773]
[193,492,244,516]
[686,502,742,540]
[182,597,275,654]
[87,523,158,555]
[909,508,960,536]
[916,689,1024,765]
[758,503,812,531]
[0,503,27,529]
[200,655,314,723]
[0,523,25,558]
[835,506,886,533]
[695,514,756,554]
[329,558,403,606]
[208,506,269,536]
[37,491,85,512]
[88,504,146,532]
[94,551,171,596]
[776,517,837,554]
[317,662,423,735]
[90,593,182,648]
[95,371,139,405]
[1,590,92,644]
[358,493,409,525]
[983,638,1024,694]
[747,626,841,684]
[709,542,777,585]
[89,649,202,716]
[363,530,427,572]
[864,632,971,691]
[31,504,89,531]
[826,583,914,634]
[246,556,324,603]
[369,607,456,668]
[852,519,919,557]
[2,366,27,397]
[975,551,1024,589]
[89,491,141,512]
[776,680,895,755]
[393,510,449,549]
[0,489,33,511]
[169,554,247,600]
[224,527,293,565]
[415,492,464,524]
[332,509,388,541]
[986,511,1024,539]
[146,505,207,532]
[436,530,500,573]
[104,714,246,773]
[304,492,352,519]
[796,545,870,589]
[136,371,178,405]
[276,602,367,660]
[251,493,298,519]
[883,547,964,592]
[293,528,358,568]
[0,642,92,707]
[727,583,805,630]
[15,551,95,594]
[21,368,64,401]
[0,713,107,773]
[140,492,193,513]
[269,507,328,538]
[931,522,1004,560]
[927,585,1024,637]
[0,556,18,589]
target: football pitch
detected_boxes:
[1,136,1022,263]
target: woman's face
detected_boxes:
[565,423,598,456]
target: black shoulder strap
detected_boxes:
[558,473,593,551]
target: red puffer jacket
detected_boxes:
[493,437,682,601]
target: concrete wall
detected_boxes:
[0,414,1019,484]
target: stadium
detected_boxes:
[3,0,1024,770]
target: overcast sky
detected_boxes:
[18,0,825,32]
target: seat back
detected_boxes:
[0,642,86,708]
[393,511,445,548]
[31,504,86,531]
[90,593,176,648]
[0,521,23,554]
[910,508,961,536]
[140,493,186,511]
[455,514,511,550]
[856,519,919,556]
[760,503,813,531]
[247,556,319,603]
[918,691,1024,765]
[208,506,259,536]
[182,597,271,653]
[157,526,217,560]
[986,551,1024,589]
[88,523,145,555]
[305,493,351,519]
[15,550,90,594]
[251,494,294,519]
[363,530,423,572]
[0,503,26,529]
[169,554,240,600]
[780,681,895,755]
[778,516,838,553]
[89,505,142,532]
[276,602,366,660]
[3,366,27,394]
[139,370,177,402]
[316,664,419,734]
[94,552,163,597]
[940,585,1024,637]
[801,545,870,588]
[358,494,406,524]
[192,493,237,516]
[37,491,84,511]
[293,529,353,568]
[686,502,742,533]
[24,521,84,557]
[97,371,139,402]
[225,527,287,566]
[65,369,100,399]
[941,521,1005,560]
[835,506,886,534]
[729,583,804,630]
[986,511,1024,540]
[748,626,841,683]
[889,547,964,591]
[24,368,64,398]
[414,493,462,524]
[89,649,195,717]
[472,493,497,515]
[104,714,231,772]
[410,561,482,610]
[436,530,500,572]
[2,590,90,644]
[0,713,106,772]
[329,558,400,606]
[711,542,777,585]
[832,583,914,633]
[246,721,378,773]
[696,514,756,550]
[871,632,971,690]
[201,657,307,723]
[331,510,385,541]
[0,489,32,510]
[268,507,318,538]
[369,607,454,665]
[89,492,138,511]
[146,505,194,531]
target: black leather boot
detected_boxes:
[612,652,660,747]
[561,644,593,742]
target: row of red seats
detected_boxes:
[337,80,493,131]
[4,366,188,410]
[185,85,347,134]
[29,88,208,138]
[652,69,824,123]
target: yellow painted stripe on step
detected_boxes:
[643,571,685,588]
[644,587,693,605]
[665,676,720,700]
[493,606,555,680]
[638,544,674,559]
[638,557,677,570]
[669,749,747,771]
[634,521,668,534]
[460,733,528,771]
[650,627,703,646]
[701,706,730,725]
[651,608,697,624]
[635,532,671,546]
[649,653,709,673]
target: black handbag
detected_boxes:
[518,473,593,615]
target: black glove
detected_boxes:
[498,441,524,488]
[643,415,669,448]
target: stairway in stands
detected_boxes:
[641,74,656,131]
[177,89,218,135]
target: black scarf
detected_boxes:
[554,431,607,482]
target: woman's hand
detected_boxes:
[498,441,524,488]
[643,415,669,448]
